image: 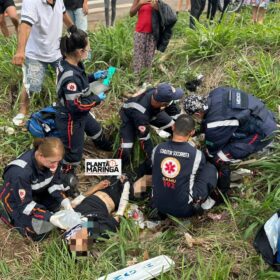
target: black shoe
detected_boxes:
[93,134,113,151]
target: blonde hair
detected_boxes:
[33,137,65,158]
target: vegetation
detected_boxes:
[0,4,280,280]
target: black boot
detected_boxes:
[93,133,113,151]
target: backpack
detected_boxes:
[26,106,60,138]
[254,211,280,271]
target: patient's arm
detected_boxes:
[71,180,111,208]
[84,180,111,197]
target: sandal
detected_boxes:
[12,113,26,126]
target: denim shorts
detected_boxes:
[67,8,88,32]
[22,57,60,95]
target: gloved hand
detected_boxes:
[97,92,107,100]
[61,198,73,211]
[93,70,107,80]
[50,214,68,230]
[50,210,82,230]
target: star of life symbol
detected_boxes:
[160,157,181,178]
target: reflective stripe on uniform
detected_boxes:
[139,133,151,141]
[56,70,74,92]
[151,145,158,165]
[23,201,37,215]
[91,129,102,140]
[159,120,175,130]
[64,92,83,101]
[31,177,53,190]
[48,184,65,194]
[207,120,239,129]
[7,159,27,168]
[121,143,133,148]
[188,150,202,203]
[82,88,92,97]
[123,102,146,114]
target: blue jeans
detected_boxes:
[67,8,88,32]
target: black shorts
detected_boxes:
[0,0,15,14]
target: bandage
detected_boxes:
[115,181,130,216]
[71,194,86,208]
[61,198,73,210]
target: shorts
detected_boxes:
[0,0,15,14]
[251,0,269,9]
[22,57,60,95]
[67,8,88,32]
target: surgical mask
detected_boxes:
[87,50,92,61]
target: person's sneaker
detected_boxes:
[12,113,26,126]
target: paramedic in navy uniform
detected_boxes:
[0,138,72,241]
[183,88,277,198]
[151,114,218,217]
[55,27,112,176]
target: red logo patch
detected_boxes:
[66,82,77,91]
[19,189,26,201]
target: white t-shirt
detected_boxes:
[21,0,66,62]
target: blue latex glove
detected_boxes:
[97,92,107,100]
[93,70,107,80]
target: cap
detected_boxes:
[183,94,208,115]
[90,81,109,95]
[153,83,184,103]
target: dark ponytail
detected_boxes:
[60,27,88,57]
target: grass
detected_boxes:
[0,3,280,280]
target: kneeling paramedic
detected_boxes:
[0,138,72,241]
[118,83,184,170]
[151,114,218,217]
[55,27,112,180]
[184,87,278,198]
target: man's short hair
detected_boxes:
[174,114,195,136]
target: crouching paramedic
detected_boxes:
[183,87,278,197]
[118,83,184,169]
[55,27,112,177]
[0,138,72,241]
[151,115,218,217]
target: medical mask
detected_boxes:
[87,50,92,61]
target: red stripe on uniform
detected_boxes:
[33,214,45,220]
[67,113,72,149]
[249,134,259,145]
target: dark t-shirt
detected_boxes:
[75,195,119,237]
[64,0,83,10]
